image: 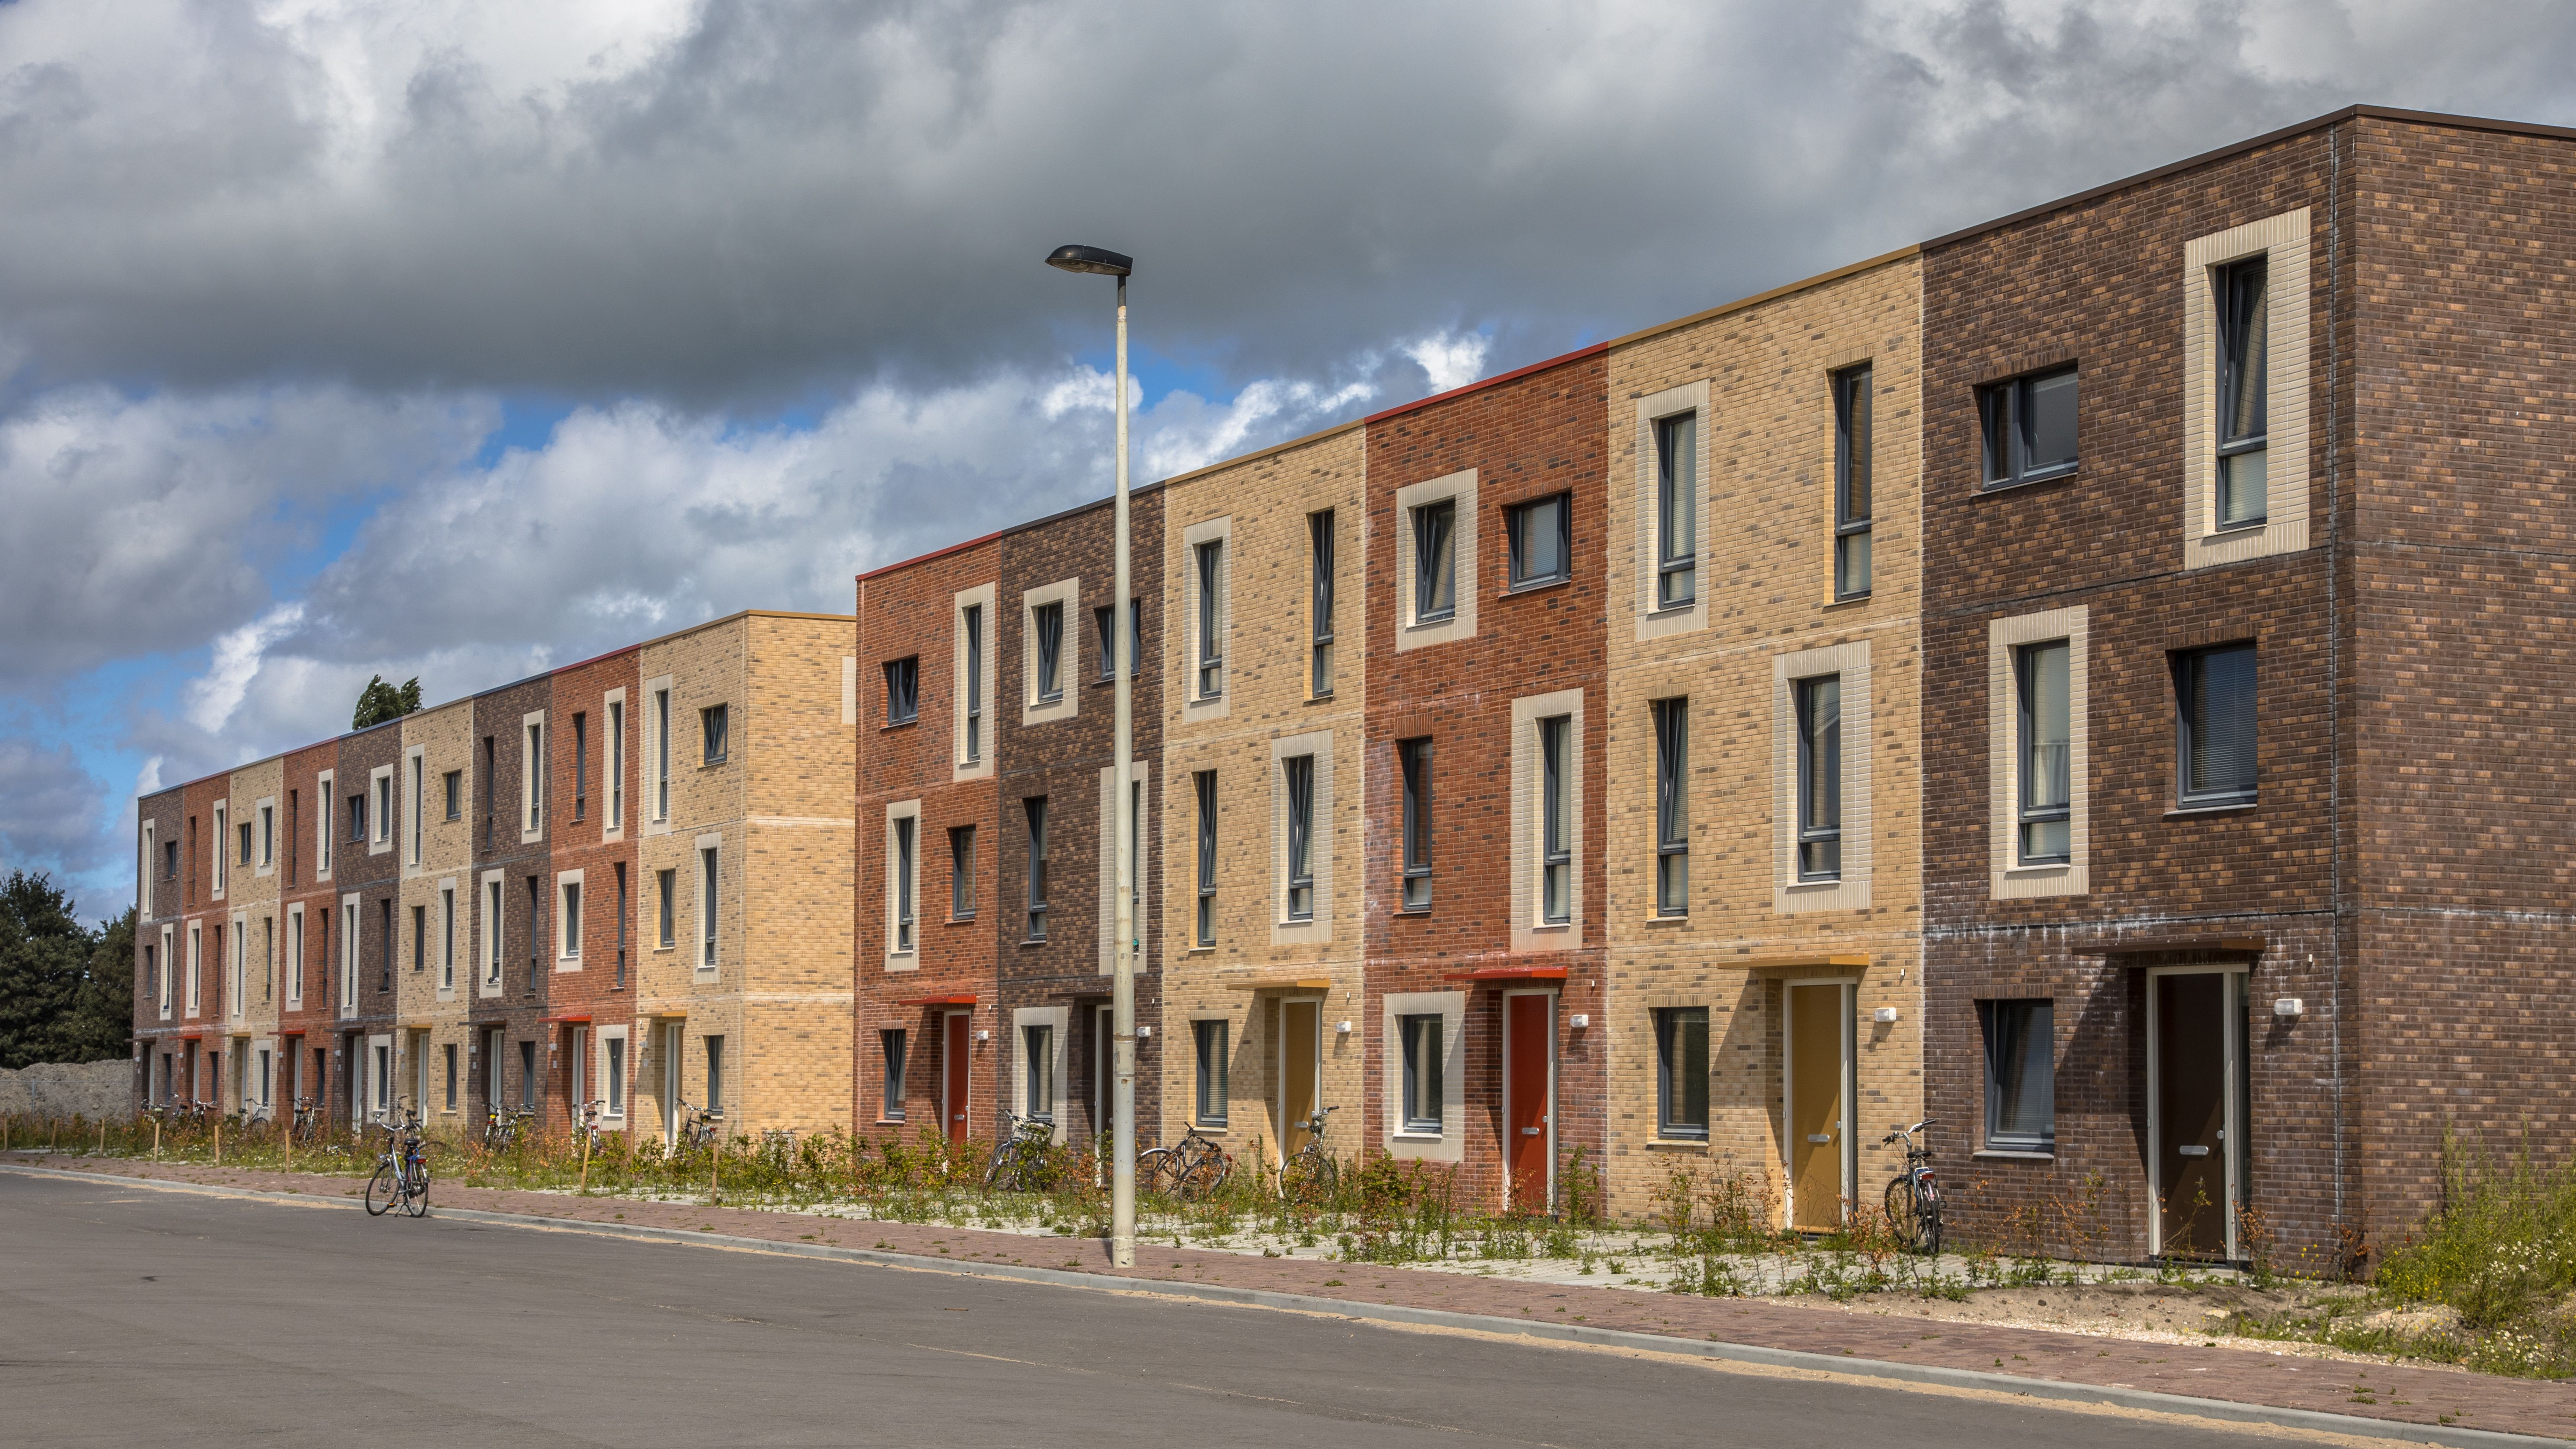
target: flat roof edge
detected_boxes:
[1605,245,1922,352]
[1363,341,1610,426]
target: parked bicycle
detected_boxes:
[1879,1118,1943,1255]
[1138,1124,1233,1202]
[290,1097,327,1144]
[573,1099,608,1157]
[1277,1106,1340,1205]
[982,1110,1056,1192]
[483,1106,536,1150]
[365,1103,432,1218]
[676,1100,723,1151]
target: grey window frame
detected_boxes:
[1033,601,1065,704]
[1399,738,1432,911]
[1412,499,1457,622]
[1795,675,1842,882]
[1283,754,1315,921]
[705,1035,724,1114]
[1833,365,1873,599]
[1193,1018,1228,1127]
[885,657,919,725]
[1539,715,1571,923]
[1654,1006,1709,1140]
[2175,642,2258,808]
[1980,999,2056,1152]
[2215,255,2270,528]
[443,769,461,821]
[962,604,984,763]
[1979,365,2079,489]
[2016,640,2072,864]
[1309,509,1336,696]
[1398,1013,1443,1133]
[699,846,718,968]
[1652,698,1688,916]
[701,703,728,766]
[1022,1022,1054,1122]
[1024,797,1049,942]
[893,815,916,952]
[1092,601,1139,682]
[1506,491,1571,590]
[1655,412,1696,610]
[880,1028,906,1120]
[1193,770,1217,946]
[572,712,588,818]
[1195,540,1224,699]
[655,867,675,949]
[950,825,976,920]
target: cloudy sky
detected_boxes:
[3,0,2572,916]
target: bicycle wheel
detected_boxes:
[1916,1183,1944,1256]
[1135,1148,1175,1195]
[1882,1175,1921,1251]
[1174,1146,1230,1202]
[365,1162,398,1216]
[405,1159,433,1217]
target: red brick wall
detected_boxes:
[548,647,641,1126]
[274,739,341,1124]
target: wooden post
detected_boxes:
[151,1116,160,1158]
[213,1116,222,1167]
[580,1123,592,1195]
[98,1118,106,1154]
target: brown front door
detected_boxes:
[1281,1000,1321,1158]
[1504,993,1553,1211]
[2155,972,2236,1257]
[1787,983,1847,1230]
[942,1012,971,1145]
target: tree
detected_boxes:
[0,871,102,1069]
[352,674,424,729]
[65,906,137,1063]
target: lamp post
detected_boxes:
[1045,242,1138,1267]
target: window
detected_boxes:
[1023,797,1049,940]
[704,1036,724,1113]
[480,736,494,846]
[884,657,919,724]
[443,770,462,820]
[1538,715,1571,923]
[880,1029,907,1120]
[1189,771,1217,946]
[1795,675,1841,881]
[407,757,423,862]
[699,846,719,968]
[1023,1023,1055,1122]
[950,825,977,919]
[1193,1019,1228,1127]
[1655,1007,1709,1140]
[165,839,179,880]
[1195,539,1224,698]
[1506,492,1570,589]
[1283,755,1315,921]
[347,791,364,843]
[411,904,426,973]
[2016,641,2072,863]
[443,1043,458,1112]
[1412,499,1457,622]
[655,869,675,949]
[1980,366,2079,489]
[1092,603,1138,681]
[260,805,274,867]
[1398,1014,1443,1133]
[288,912,302,1004]
[572,713,588,819]
[378,896,394,991]
[1655,413,1697,609]
[961,604,985,763]
[378,770,394,844]
[604,1033,625,1115]
[1981,1000,2055,1152]
[317,773,334,874]
[439,886,454,990]
[1399,738,1432,910]
[519,1039,536,1111]
[561,880,582,958]
[1309,509,1336,696]
[2216,255,2269,527]
[1031,601,1065,704]
[652,688,671,820]
[484,879,502,986]
[2177,643,2258,807]
[1833,365,1873,599]
[700,704,728,766]
[238,820,252,866]
[1652,698,1689,915]
[893,815,916,951]
[213,804,227,893]
[606,699,624,829]
[612,864,627,988]
[524,876,540,976]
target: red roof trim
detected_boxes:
[538,1012,593,1025]
[1441,966,1571,982]
[893,993,979,1007]
[856,526,1009,584]
[1363,341,1609,427]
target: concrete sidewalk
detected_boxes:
[13,1152,2569,1444]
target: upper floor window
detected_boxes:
[1538,715,1571,923]
[2215,256,2270,527]
[348,792,367,844]
[522,722,542,833]
[1309,510,1336,696]
[164,839,179,879]
[238,819,253,866]
[1412,499,1458,621]
[2016,641,2071,864]
[1507,493,1570,590]
[1032,601,1065,704]
[572,713,588,819]
[1092,603,1139,681]
[1833,366,1873,599]
[2176,643,2257,807]
[1023,796,1050,941]
[1794,675,1841,881]
[443,769,462,821]
[961,604,985,763]
[1399,738,1433,911]
[1655,413,1696,610]
[1980,366,2078,489]
[1194,540,1224,699]
[1652,698,1688,916]
[950,825,977,919]
[378,771,395,844]
[1193,770,1217,947]
[700,704,729,766]
[893,816,916,952]
[652,689,672,818]
[1283,754,1315,922]
[606,699,625,830]
[885,657,919,725]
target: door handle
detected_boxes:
[1806,1133,1832,1144]
[2178,1144,2210,1157]
[1520,1127,1541,1135]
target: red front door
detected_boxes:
[942,1012,971,1145]
[1504,993,1553,1211]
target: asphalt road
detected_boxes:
[0,1172,2309,1448]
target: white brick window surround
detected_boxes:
[1394,470,1478,652]
[953,583,997,781]
[884,798,921,973]
[1380,989,1465,1162]
[1633,381,1711,641]
[1269,730,1334,947]
[1509,690,1587,952]
[1020,577,1080,727]
[1181,516,1232,722]
[1771,642,1872,913]
[1096,761,1151,973]
[1988,605,2092,900]
[2182,207,2312,569]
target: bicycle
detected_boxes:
[290,1097,325,1144]
[573,1100,608,1157]
[1879,1118,1944,1255]
[676,1101,724,1151]
[1138,1124,1233,1202]
[365,1104,432,1218]
[1277,1106,1340,1205]
[483,1107,536,1150]
[982,1110,1055,1192]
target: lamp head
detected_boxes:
[1045,244,1133,278]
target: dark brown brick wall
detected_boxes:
[1362,350,1610,1211]
[467,676,554,1127]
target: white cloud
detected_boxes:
[1402,331,1491,396]
[182,601,307,733]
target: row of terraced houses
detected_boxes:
[132,108,2576,1267]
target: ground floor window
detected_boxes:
[1979,999,2055,1151]
[1398,1014,1443,1134]
[1653,1007,1708,1139]
[880,1029,907,1121]
[1193,1019,1228,1126]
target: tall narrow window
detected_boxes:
[407,759,423,862]
[1412,500,1457,622]
[1309,509,1336,696]
[1283,755,1315,921]
[885,657,919,724]
[2177,643,2258,807]
[1981,1000,2056,1152]
[1023,797,1049,941]
[1399,1014,1443,1133]
[612,863,627,988]
[484,880,501,986]
[260,805,274,866]
[950,825,977,919]
[239,819,253,867]
[2016,641,2072,864]
[444,770,461,821]
[1507,493,1571,589]
[572,713,588,820]
[1195,539,1224,698]
[439,886,454,990]
[653,689,671,820]
[479,737,494,847]
[880,1029,908,1120]
[704,1035,724,1114]
[1795,675,1842,881]
[377,773,394,843]
[1654,413,1700,613]
[700,704,728,766]
[962,605,984,763]
[655,869,675,949]
[443,1043,458,1112]
[1023,1023,1055,1122]
[1193,771,1217,946]
[2216,256,2270,527]
[316,776,333,874]
[1091,605,1137,681]
[289,912,303,1004]
[699,846,719,968]
[524,877,540,978]
[561,880,582,958]
[1539,716,1571,924]
[411,905,426,973]
[606,699,624,829]
[1833,365,1874,599]
[523,722,542,833]
[1654,1007,1709,1139]
[893,816,916,952]
[213,805,227,893]
[1652,698,1689,916]
[379,897,394,991]
[1193,1019,1228,1126]
[1399,738,1433,910]
[606,1035,625,1113]
[1980,367,2079,489]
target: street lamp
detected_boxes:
[1046,241,1138,1268]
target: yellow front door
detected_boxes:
[1787,983,1847,1230]
[1281,1000,1320,1157]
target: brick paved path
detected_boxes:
[18,1154,2572,1442]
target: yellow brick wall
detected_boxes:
[401,699,476,1123]
[227,757,282,1100]
[636,616,749,1139]
[743,613,856,1136]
